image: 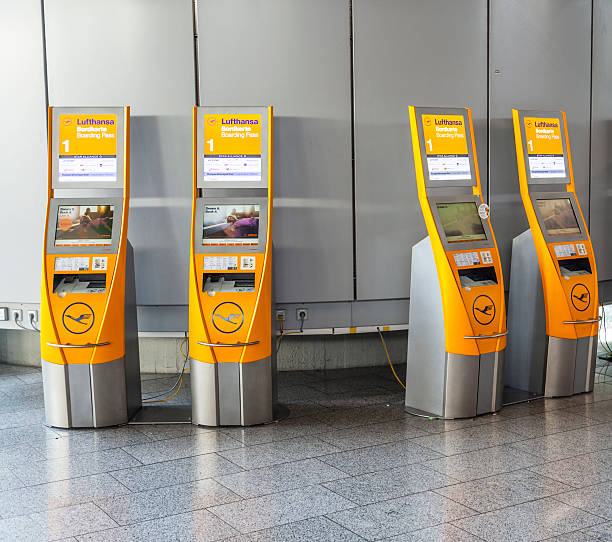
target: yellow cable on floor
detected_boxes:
[377,326,406,390]
[143,338,189,404]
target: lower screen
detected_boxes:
[55,205,114,247]
[202,204,259,245]
[436,202,486,243]
[536,198,581,236]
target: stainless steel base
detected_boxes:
[191,357,273,427]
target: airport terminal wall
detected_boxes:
[1,0,611,370]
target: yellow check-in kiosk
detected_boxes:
[506,110,598,398]
[189,106,274,426]
[405,107,507,419]
[40,107,141,428]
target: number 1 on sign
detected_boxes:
[527,140,533,152]
[426,139,432,152]
[62,140,69,153]
[206,139,214,152]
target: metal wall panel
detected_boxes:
[0,0,47,303]
[197,0,354,304]
[489,0,592,280]
[44,0,195,307]
[353,0,488,301]
[591,1,612,283]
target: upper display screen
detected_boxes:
[202,204,260,246]
[58,114,118,182]
[55,205,114,247]
[524,117,566,179]
[422,114,471,181]
[536,198,580,236]
[203,114,262,183]
[436,202,487,243]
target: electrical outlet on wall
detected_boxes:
[27,310,38,323]
[296,308,309,321]
[12,309,23,322]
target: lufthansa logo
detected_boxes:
[571,283,590,312]
[62,302,94,334]
[212,302,244,334]
[62,117,72,126]
[206,116,217,126]
[472,295,495,325]
[424,117,432,126]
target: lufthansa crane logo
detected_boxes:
[62,302,94,334]
[472,295,495,325]
[62,116,73,126]
[212,302,244,334]
[571,283,590,312]
[206,116,217,126]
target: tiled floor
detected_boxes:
[1,362,612,542]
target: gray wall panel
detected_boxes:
[591,1,612,282]
[0,0,47,303]
[490,0,592,281]
[197,0,354,304]
[44,0,195,306]
[353,0,488,301]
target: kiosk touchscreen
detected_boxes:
[506,110,598,398]
[189,106,274,426]
[40,107,141,428]
[405,107,507,419]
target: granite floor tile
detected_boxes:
[316,389,404,409]
[0,473,132,519]
[221,416,333,446]
[435,469,571,513]
[221,516,365,542]
[423,445,543,482]
[209,485,355,533]
[311,404,407,429]
[529,451,612,488]
[132,423,213,442]
[109,452,243,492]
[217,436,341,470]
[75,508,238,542]
[14,372,43,385]
[0,467,24,491]
[492,409,595,438]
[509,425,612,462]
[121,431,243,464]
[323,463,457,505]
[565,400,612,422]
[452,496,604,542]
[0,395,46,415]
[96,478,240,525]
[327,490,476,541]
[543,521,612,541]
[12,448,142,486]
[554,481,612,520]
[320,439,443,476]
[0,408,45,430]
[413,424,523,456]
[215,458,346,499]
[0,443,46,467]
[378,524,484,542]
[0,424,61,449]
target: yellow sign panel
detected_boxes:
[421,114,471,181]
[203,114,262,182]
[523,117,565,179]
[58,114,118,182]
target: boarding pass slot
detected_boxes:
[458,266,498,288]
[203,272,255,293]
[558,257,591,277]
[53,273,106,294]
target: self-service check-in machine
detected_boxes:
[40,106,141,428]
[405,107,507,419]
[189,106,274,426]
[506,110,598,398]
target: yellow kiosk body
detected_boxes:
[506,110,598,397]
[189,106,274,426]
[405,106,507,418]
[40,106,141,428]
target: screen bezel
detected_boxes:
[196,106,269,190]
[414,106,477,189]
[47,197,123,255]
[429,194,494,251]
[194,197,268,254]
[51,107,125,190]
[530,191,587,243]
[517,109,570,185]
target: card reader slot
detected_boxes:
[203,272,256,293]
[458,266,498,288]
[53,273,106,294]
[558,257,591,277]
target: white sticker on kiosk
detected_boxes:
[480,251,493,264]
[54,257,89,272]
[204,256,238,271]
[576,243,587,256]
[554,244,576,258]
[453,252,480,267]
[240,256,256,270]
[478,203,490,220]
[92,257,108,271]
